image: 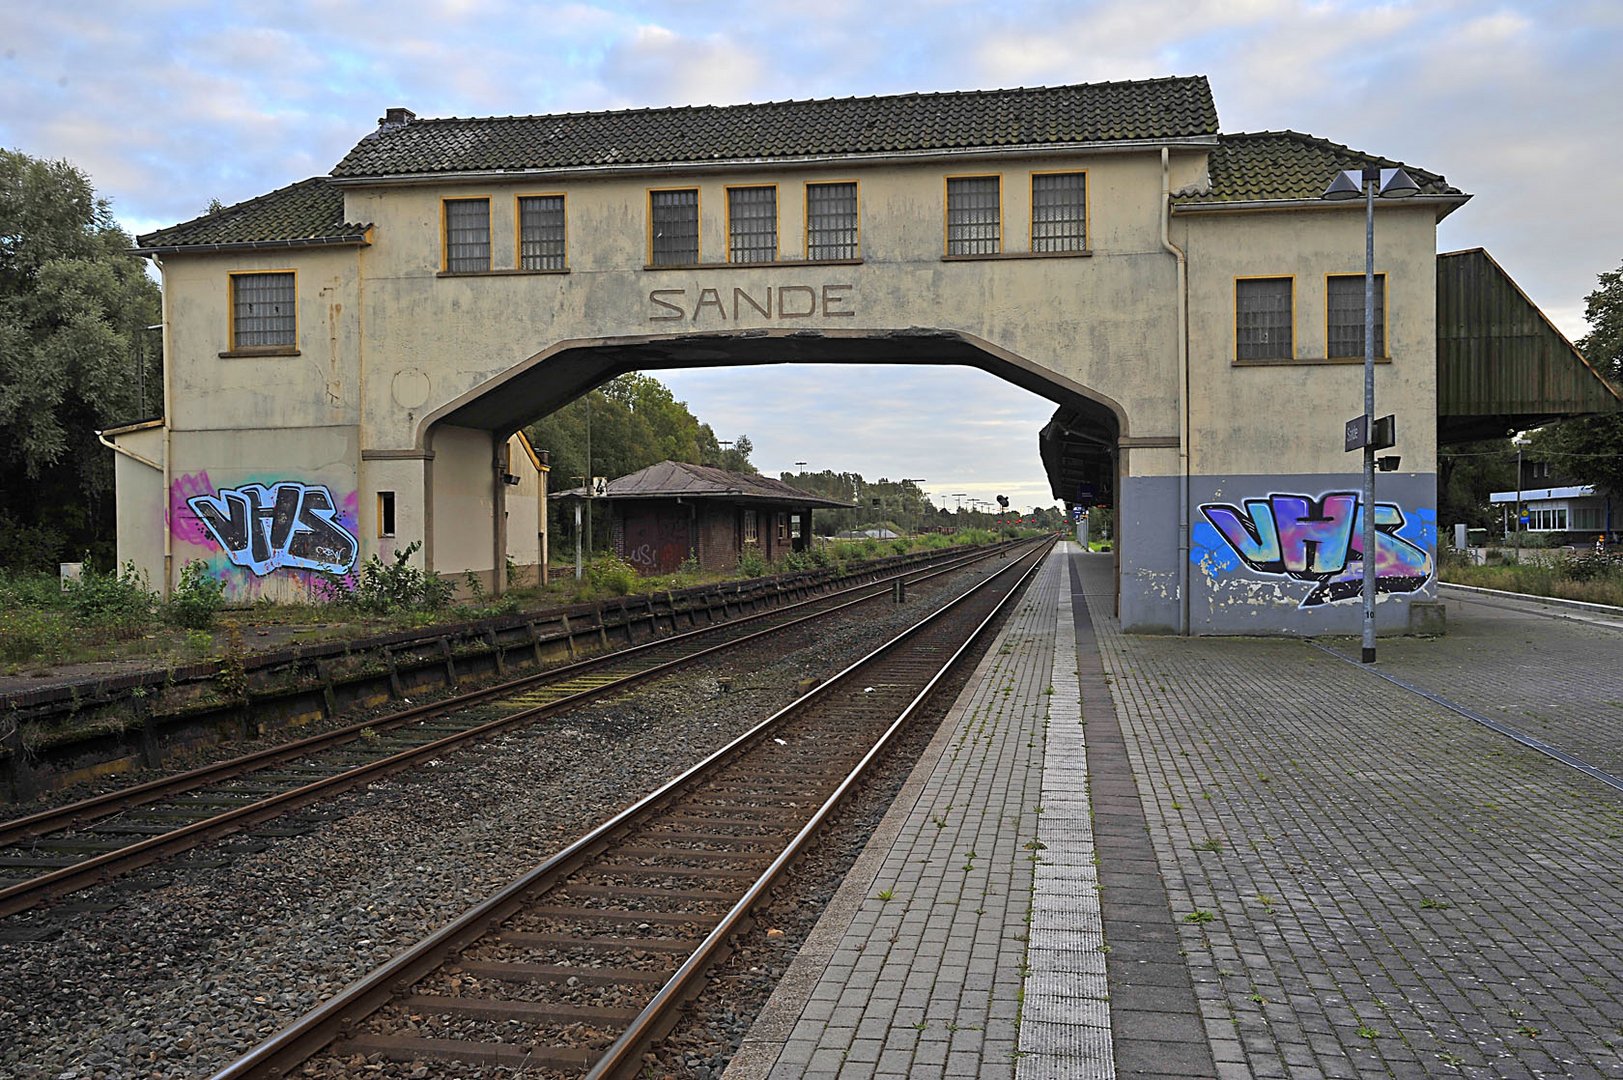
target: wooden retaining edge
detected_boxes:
[0,549,949,803]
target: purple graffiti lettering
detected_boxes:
[187,482,359,577]
[1200,492,1432,609]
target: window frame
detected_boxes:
[804,179,861,261]
[647,186,702,267]
[378,491,396,538]
[226,269,298,355]
[724,184,779,264]
[514,192,568,272]
[441,195,493,273]
[943,174,1003,257]
[1325,272,1389,360]
[1234,275,1296,362]
[1029,169,1089,254]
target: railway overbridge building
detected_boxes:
[115,75,1617,634]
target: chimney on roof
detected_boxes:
[378,107,416,132]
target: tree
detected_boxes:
[0,149,161,568]
[1528,259,1623,497]
[524,374,756,551]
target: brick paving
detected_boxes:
[1079,553,1623,1078]
[729,548,1075,1079]
[733,548,1623,1080]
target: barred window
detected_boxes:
[650,188,699,266]
[946,176,1000,255]
[1327,274,1387,358]
[1032,172,1087,253]
[518,195,566,270]
[444,198,490,272]
[1235,278,1293,361]
[231,272,295,349]
[727,186,777,262]
[806,181,858,260]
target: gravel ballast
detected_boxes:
[0,558,1013,1079]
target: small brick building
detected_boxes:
[557,462,850,575]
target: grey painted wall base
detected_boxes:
[1118,472,1438,637]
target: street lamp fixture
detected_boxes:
[1322,164,1419,664]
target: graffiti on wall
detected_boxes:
[1193,491,1433,608]
[184,481,360,577]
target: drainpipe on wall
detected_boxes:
[1161,147,1192,636]
[493,437,509,596]
[155,253,174,600]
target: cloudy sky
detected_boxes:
[4,1,1620,511]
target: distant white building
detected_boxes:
[1489,485,1615,538]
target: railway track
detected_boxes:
[209,537,1052,1079]
[0,539,1039,920]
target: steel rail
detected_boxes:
[1,540,1016,846]
[0,540,1040,918]
[208,539,1052,1079]
[586,540,1051,1078]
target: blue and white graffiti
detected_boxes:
[1194,491,1433,608]
[187,482,360,577]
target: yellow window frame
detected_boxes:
[943,173,1003,256]
[804,179,861,260]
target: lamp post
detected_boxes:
[1512,433,1531,564]
[1322,163,1419,663]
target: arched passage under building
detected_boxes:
[410,326,1129,610]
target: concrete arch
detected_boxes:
[412,327,1128,452]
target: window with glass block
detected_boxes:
[519,195,566,270]
[1032,172,1086,252]
[1327,274,1387,358]
[727,186,776,262]
[232,272,295,349]
[650,189,699,266]
[1235,278,1293,360]
[946,176,1000,256]
[444,198,491,272]
[806,182,858,260]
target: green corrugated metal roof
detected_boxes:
[1438,248,1622,443]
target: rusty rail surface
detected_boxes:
[209,538,1053,1079]
[0,540,1041,920]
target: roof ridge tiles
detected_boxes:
[389,74,1212,128]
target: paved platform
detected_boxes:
[728,544,1623,1080]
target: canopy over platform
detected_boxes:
[1437,248,1621,443]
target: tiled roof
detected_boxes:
[136,178,370,252]
[1177,131,1464,206]
[554,461,852,508]
[332,76,1218,178]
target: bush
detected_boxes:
[1559,550,1623,582]
[66,562,155,638]
[736,546,768,578]
[587,552,640,596]
[167,560,227,630]
[342,541,454,614]
[0,607,72,663]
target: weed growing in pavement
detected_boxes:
[1194,837,1223,852]
[1256,893,1277,914]
[1437,1051,1466,1067]
[1515,1024,1540,1039]
[874,888,894,902]
[168,560,227,630]
[1184,909,1215,925]
[1248,992,1267,1005]
[1355,1022,1379,1040]
[1419,897,1451,910]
